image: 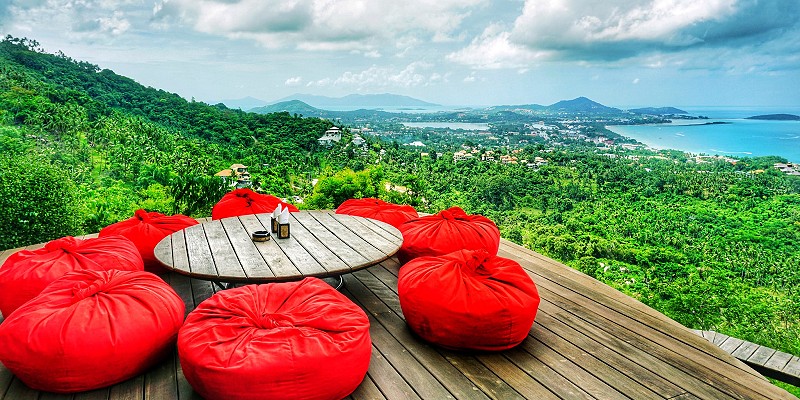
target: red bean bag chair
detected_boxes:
[99,209,198,273]
[0,269,185,393]
[397,206,500,264]
[211,188,299,220]
[0,235,144,317]
[398,249,539,351]
[178,278,371,400]
[336,198,418,228]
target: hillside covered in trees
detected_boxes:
[1,35,798,394]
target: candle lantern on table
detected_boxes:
[277,208,291,239]
[271,204,281,234]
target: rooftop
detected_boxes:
[0,230,794,399]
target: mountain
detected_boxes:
[628,107,688,115]
[217,96,270,110]
[252,100,325,115]
[547,97,621,114]
[746,114,800,121]
[271,93,440,109]
[484,97,622,115]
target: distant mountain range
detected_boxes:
[249,100,401,120]
[216,96,270,111]
[485,97,627,115]
[225,93,692,119]
[272,93,440,109]
[220,93,440,111]
[246,94,700,126]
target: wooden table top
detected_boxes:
[153,210,403,284]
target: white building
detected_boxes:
[317,127,342,147]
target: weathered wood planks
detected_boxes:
[694,330,800,388]
[152,211,403,284]
[0,235,796,399]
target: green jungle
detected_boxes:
[1,36,799,394]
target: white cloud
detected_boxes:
[447,23,549,69]
[152,0,487,54]
[513,0,800,63]
[96,11,131,36]
[448,0,800,73]
[332,62,438,89]
[285,76,303,86]
[632,78,640,84]
[510,0,738,50]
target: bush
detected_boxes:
[0,154,81,249]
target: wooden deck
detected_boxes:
[694,330,800,387]
[1,236,796,399]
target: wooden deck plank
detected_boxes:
[731,341,760,361]
[353,215,404,243]
[73,387,110,400]
[499,244,779,392]
[442,354,526,400]
[748,346,778,366]
[532,281,762,399]
[0,360,12,399]
[0,237,795,400]
[500,242,758,375]
[364,345,422,400]
[345,271,492,400]
[278,212,349,274]
[333,214,400,257]
[38,392,73,400]
[249,214,304,278]
[308,211,387,262]
[349,374,387,400]
[144,349,179,400]
[360,306,455,399]
[109,374,145,400]
[2,378,38,400]
[764,351,793,372]
[784,357,800,377]
[714,332,732,347]
[219,216,274,279]
[522,334,627,399]
[719,336,746,355]
[502,345,596,400]
[475,353,561,400]
[201,219,246,278]
[534,309,686,398]
[782,357,800,387]
[530,320,660,399]
[182,224,217,278]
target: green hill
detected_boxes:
[746,113,800,121]
[628,106,689,115]
[0,36,338,245]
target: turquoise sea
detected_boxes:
[607,107,800,163]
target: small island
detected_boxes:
[746,113,800,121]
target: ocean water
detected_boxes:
[607,107,800,163]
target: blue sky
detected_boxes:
[2,0,799,108]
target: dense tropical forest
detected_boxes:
[1,36,799,393]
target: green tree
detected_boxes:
[0,154,81,248]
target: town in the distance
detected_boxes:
[221,93,800,180]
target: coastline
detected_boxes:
[606,118,800,163]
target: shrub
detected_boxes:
[0,154,80,249]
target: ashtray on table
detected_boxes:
[251,230,270,242]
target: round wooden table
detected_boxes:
[154,210,403,287]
